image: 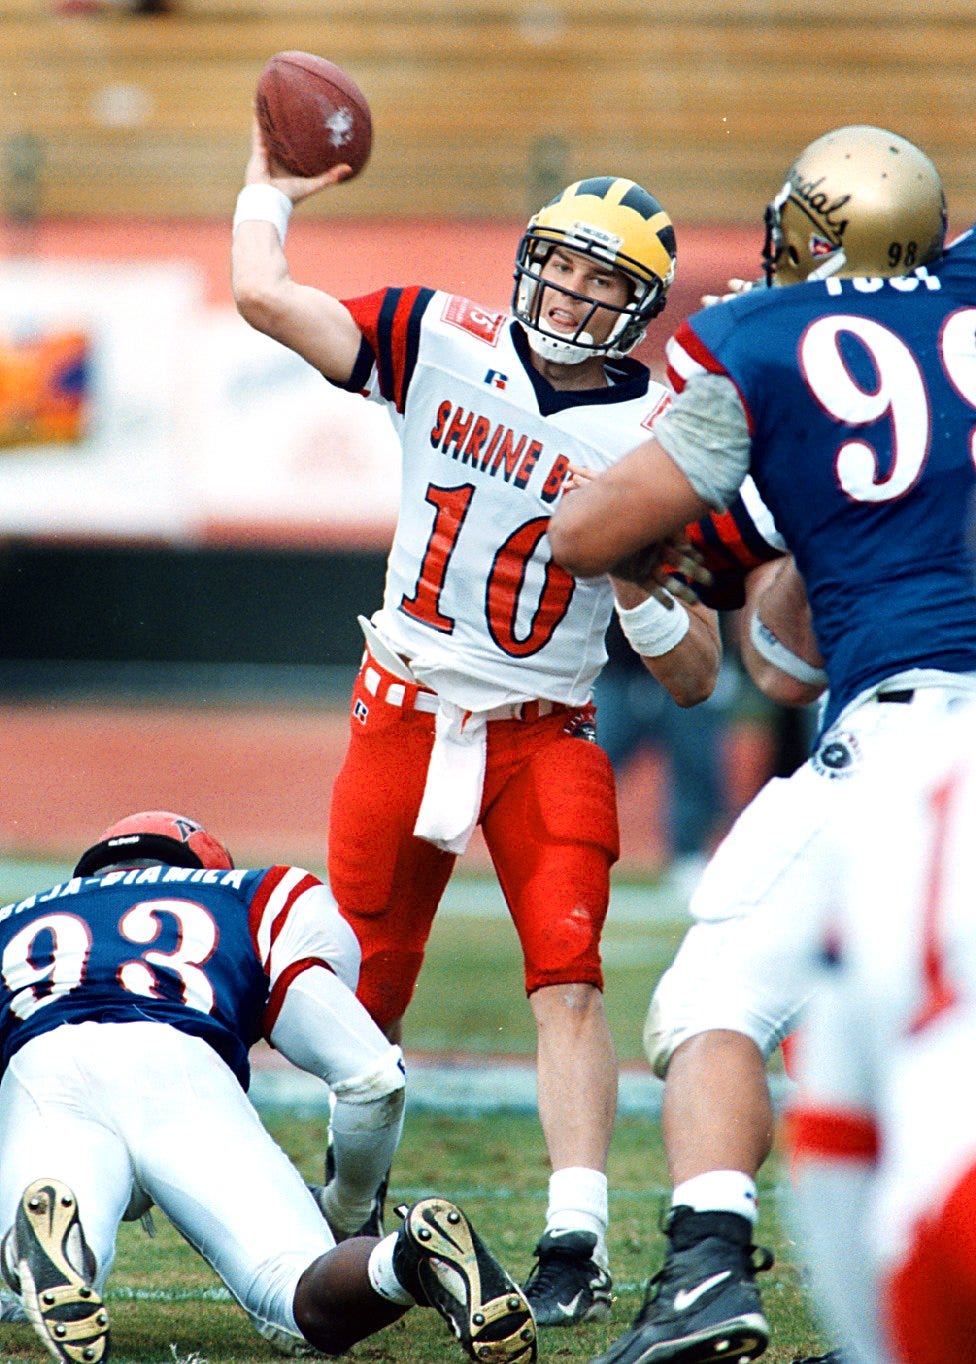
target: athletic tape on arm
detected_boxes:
[749,611,828,686]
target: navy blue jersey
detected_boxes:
[668,229,976,729]
[0,862,341,1088]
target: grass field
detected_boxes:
[0,866,829,1364]
[403,874,689,1063]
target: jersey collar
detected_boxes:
[510,322,650,416]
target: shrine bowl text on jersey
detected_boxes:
[336,286,670,707]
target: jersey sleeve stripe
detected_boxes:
[393,285,432,413]
[375,289,400,401]
[263,956,335,1037]
[339,286,430,405]
[248,866,322,969]
[371,285,433,413]
[681,497,784,610]
[687,509,759,575]
[714,497,784,568]
[787,1104,880,1164]
[336,289,386,392]
[665,321,723,391]
[346,334,376,394]
[248,864,291,961]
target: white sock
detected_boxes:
[672,1171,758,1225]
[367,1234,415,1306]
[544,1167,609,1268]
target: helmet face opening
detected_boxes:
[513,177,676,363]
[74,810,234,878]
[761,125,947,287]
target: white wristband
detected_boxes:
[749,611,828,687]
[615,591,690,657]
[233,184,292,246]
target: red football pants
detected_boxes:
[328,671,620,1031]
[885,1162,976,1364]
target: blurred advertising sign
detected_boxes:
[0,259,202,539]
[0,329,90,447]
[0,259,399,547]
[189,310,400,549]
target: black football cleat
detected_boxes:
[589,1209,772,1364]
[523,1229,612,1326]
[6,1180,109,1364]
[392,1197,536,1362]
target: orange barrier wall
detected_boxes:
[2,216,762,328]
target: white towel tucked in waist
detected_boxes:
[413,700,487,854]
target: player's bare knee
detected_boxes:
[529,979,605,1028]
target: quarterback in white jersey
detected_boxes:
[232,115,722,1326]
[357,285,670,709]
[789,698,976,1364]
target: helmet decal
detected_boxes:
[572,176,618,198]
[762,125,946,287]
[790,175,851,245]
[171,815,202,843]
[74,810,234,878]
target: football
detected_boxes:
[255,51,373,180]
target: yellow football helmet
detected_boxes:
[513,177,677,363]
[762,125,947,287]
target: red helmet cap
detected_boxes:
[74,810,234,878]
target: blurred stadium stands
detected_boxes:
[0,0,973,222]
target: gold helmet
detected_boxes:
[762,125,947,286]
[513,176,676,363]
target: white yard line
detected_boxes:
[250,1054,794,1117]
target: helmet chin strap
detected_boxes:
[805,248,847,282]
[526,327,601,366]
[525,321,643,366]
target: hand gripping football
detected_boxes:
[255,51,373,180]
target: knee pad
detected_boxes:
[642,969,785,1078]
[332,1045,405,1107]
[643,982,677,1079]
[643,913,804,1078]
[528,730,618,859]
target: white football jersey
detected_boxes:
[340,287,670,709]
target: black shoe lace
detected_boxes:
[525,1246,585,1298]
[632,1268,665,1324]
